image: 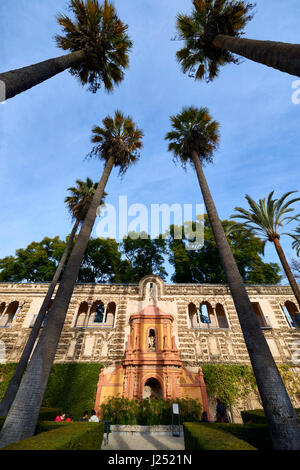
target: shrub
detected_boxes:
[202,364,257,407]
[101,396,202,425]
[241,408,300,425]
[1,421,104,450]
[183,423,257,450]
[212,423,272,450]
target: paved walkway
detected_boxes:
[102,432,185,451]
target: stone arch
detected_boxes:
[0,301,19,327]
[142,377,163,400]
[89,301,105,325]
[105,302,116,326]
[75,302,89,327]
[251,302,267,328]
[0,302,6,316]
[200,301,214,325]
[283,301,299,328]
[188,302,199,328]
[215,303,229,329]
[138,275,164,300]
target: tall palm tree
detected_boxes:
[231,191,300,308]
[0,178,103,417]
[176,0,300,82]
[0,0,132,100]
[0,111,143,447]
[165,106,300,450]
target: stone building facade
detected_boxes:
[0,275,299,419]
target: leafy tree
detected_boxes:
[78,237,128,283]
[0,0,132,100]
[0,237,66,283]
[176,0,300,82]
[0,112,143,448]
[231,191,300,308]
[169,217,281,284]
[165,105,300,450]
[120,231,168,282]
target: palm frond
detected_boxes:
[55,0,132,93]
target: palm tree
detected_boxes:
[0,111,143,447]
[231,191,300,308]
[165,106,300,450]
[290,226,300,257]
[0,178,103,417]
[0,0,132,100]
[176,0,300,82]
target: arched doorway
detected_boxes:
[143,378,162,400]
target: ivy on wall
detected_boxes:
[202,364,257,407]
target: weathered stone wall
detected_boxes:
[0,277,299,373]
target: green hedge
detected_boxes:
[241,408,300,425]
[1,421,104,450]
[183,423,257,450]
[212,423,272,450]
[0,363,103,421]
[101,397,202,425]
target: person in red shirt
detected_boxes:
[65,415,73,422]
[55,412,66,422]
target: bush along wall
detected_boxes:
[183,423,257,450]
[201,364,257,408]
[42,363,104,420]
[101,397,202,425]
[0,363,103,421]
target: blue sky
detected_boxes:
[1,0,300,283]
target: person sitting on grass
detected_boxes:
[79,411,89,422]
[65,415,73,422]
[55,412,66,422]
[89,410,99,423]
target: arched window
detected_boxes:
[251,302,267,328]
[188,303,198,328]
[88,301,105,325]
[0,301,19,327]
[105,302,116,326]
[282,301,299,328]
[75,302,89,327]
[215,304,229,329]
[30,299,53,328]
[199,302,214,325]
[0,303,6,316]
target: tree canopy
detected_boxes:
[0,219,281,285]
[168,217,281,284]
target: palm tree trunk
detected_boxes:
[0,50,85,100]
[0,156,114,447]
[191,150,300,450]
[273,237,300,309]
[0,219,79,417]
[212,34,300,78]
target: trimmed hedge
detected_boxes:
[183,423,257,450]
[1,421,104,450]
[241,408,300,425]
[212,423,272,450]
